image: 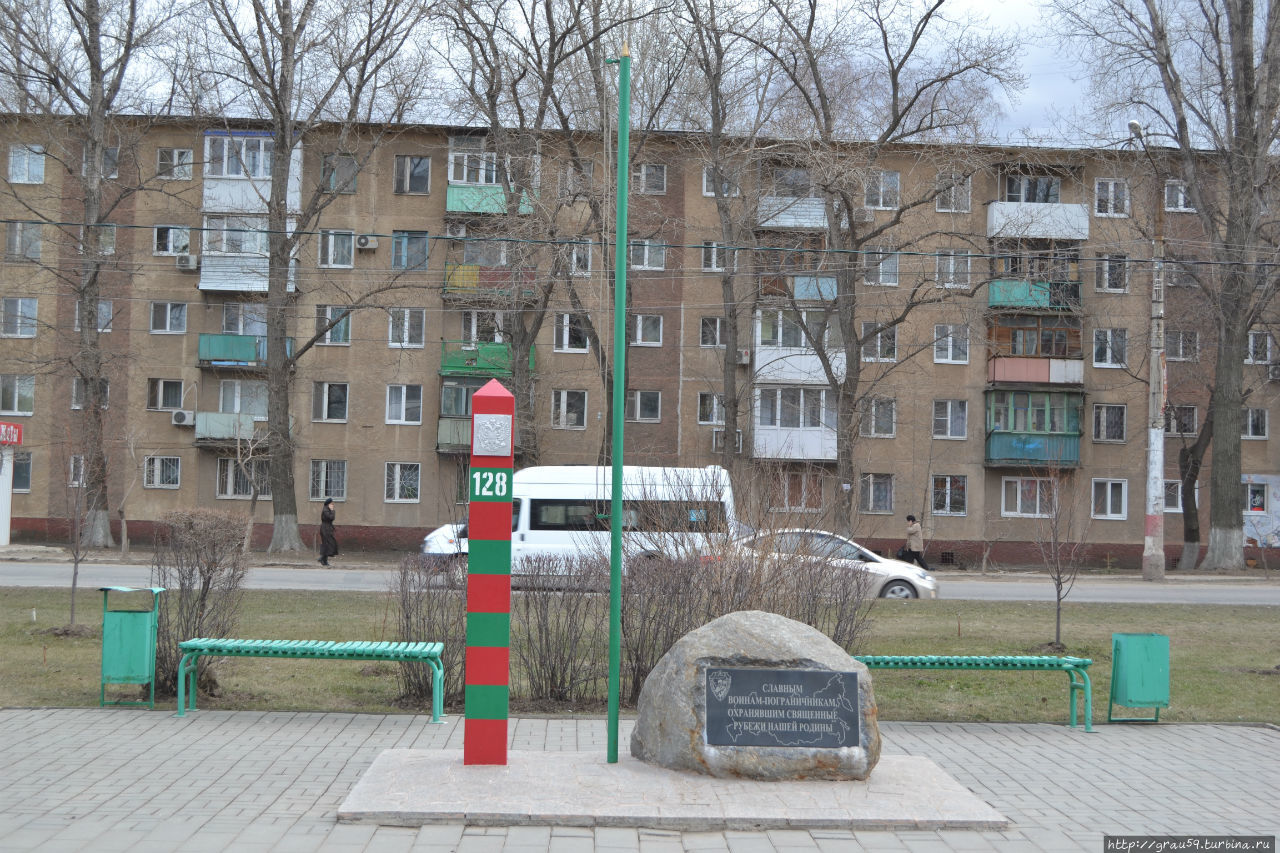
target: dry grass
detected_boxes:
[3,587,1277,725]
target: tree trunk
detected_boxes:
[1201,272,1249,571]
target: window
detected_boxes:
[393,155,431,194]
[864,249,899,286]
[386,384,423,425]
[1093,328,1127,367]
[312,382,349,422]
[1094,179,1129,217]
[388,308,426,348]
[989,391,1079,433]
[554,313,589,352]
[1096,255,1129,292]
[204,215,268,255]
[859,473,893,513]
[631,163,666,194]
[1243,408,1268,439]
[551,390,586,429]
[934,324,969,363]
[154,226,190,255]
[770,471,822,512]
[629,239,665,270]
[80,224,116,256]
[310,460,347,501]
[82,146,119,179]
[861,322,897,362]
[144,456,181,489]
[449,136,497,185]
[859,397,896,437]
[698,392,725,425]
[157,148,193,180]
[440,378,487,418]
[1164,480,1186,513]
[219,379,268,419]
[9,145,44,183]
[1093,403,1127,442]
[625,390,661,422]
[206,135,272,179]
[147,379,183,410]
[316,305,350,345]
[69,455,85,487]
[1165,405,1198,436]
[222,302,267,336]
[12,451,31,492]
[5,222,41,261]
[71,377,109,409]
[992,315,1084,357]
[391,231,429,270]
[701,242,734,272]
[1165,180,1195,212]
[463,237,507,267]
[1,375,35,415]
[323,154,359,193]
[631,314,662,346]
[561,160,594,197]
[1002,476,1054,517]
[318,230,354,268]
[216,458,271,498]
[1,298,37,338]
[700,317,724,347]
[935,173,970,212]
[567,242,591,276]
[932,475,967,515]
[1246,330,1272,364]
[1165,329,1198,361]
[933,400,967,439]
[461,310,504,344]
[1245,482,1267,513]
[864,170,900,209]
[936,250,971,288]
[770,166,811,197]
[1005,175,1060,203]
[385,462,421,502]
[1092,479,1128,519]
[760,310,806,348]
[702,165,739,197]
[758,387,836,429]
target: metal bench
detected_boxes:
[176,639,445,722]
[854,654,1094,732]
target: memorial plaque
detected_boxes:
[704,667,860,748]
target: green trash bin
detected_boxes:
[100,586,164,709]
[1108,632,1170,723]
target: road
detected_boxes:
[2,560,1279,605]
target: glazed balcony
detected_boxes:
[987,357,1084,385]
[198,334,294,370]
[197,255,298,293]
[987,202,1089,240]
[984,432,1081,468]
[445,184,534,215]
[757,196,827,230]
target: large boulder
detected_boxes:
[629,610,880,781]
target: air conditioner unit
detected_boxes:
[356,234,379,250]
[712,428,743,453]
[171,409,195,427]
[446,222,467,239]
[1269,363,1280,382]
[736,348,751,365]
[175,254,200,271]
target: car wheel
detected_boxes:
[879,580,918,599]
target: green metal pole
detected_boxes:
[606,43,631,765]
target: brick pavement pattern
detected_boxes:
[0,709,1276,852]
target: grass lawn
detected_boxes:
[2,587,1277,726]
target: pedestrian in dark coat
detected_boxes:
[319,498,339,566]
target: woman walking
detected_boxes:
[903,514,929,572]
[318,498,339,566]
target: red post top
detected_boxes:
[0,421,22,446]
[470,379,514,466]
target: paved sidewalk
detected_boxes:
[0,709,1275,852]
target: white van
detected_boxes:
[422,464,737,572]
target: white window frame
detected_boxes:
[1096,255,1129,292]
[1246,330,1272,364]
[461,310,505,344]
[702,165,739,197]
[936,250,971,288]
[318,230,354,268]
[697,392,725,425]
[448,136,498,186]
[1094,179,1129,217]
[935,173,970,213]
[72,299,113,333]
[312,381,349,422]
[700,316,725,347]
[147,379,184,410]
[554,313,589,353]
[1005,175,1060,203]
[388,308,426,348]
[570,242,591,276]
[771,470,823,512]
[69,455,85,487]
[6,222,42,261]
[216,458,272,499]
[310,459,347,501]
[933,399,967,439]
[148,302,186,335]
[859,473,894,514]
[394,154,432,194]
[153,226,190,255]
[629,239,665,270]
[631,163,666,195]
[1092,479,1128,520]
[222,303,266,337]
[386,384,423,425]
[1164,180,1195,212]
[1165,329,1199,361]
[81,146,119,179]
[859,397,896,438]
[758,387,836,430]
[1242,407,1268,439]
[1093,328,1127,368]
[631,314,663,347]
[385,462,421,503]
[1093,403,1127,443]
[551,389,587,429]
[157,148,193,180]
[1165,405,1198,436]
[71,377,109,410]
[12,451,31,493]
[204,214,269,255]
[561,160,594,197]
[1,297,37,338]
[1001,476,1055,518]
[932,474,967,516]
[219,379,268,420]
[1,374,35,416]
[9,145,45,184]
[316,305,351,345]
[462,236,508,267]
[861,322,897,362]
[934,324,969,364]
[205,134,272,179]
[864,170,900,210]
[625,389,661,423]
[1164,480,1186,513]
[144,456,182,489]
[1245,481,1268,514]
[864,249,899,286]
[701,242,735,272]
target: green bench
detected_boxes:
[176,639,445,722]
[854,654,1094,732]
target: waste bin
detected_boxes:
[1108,632,1170,723]
[100,586,164,709]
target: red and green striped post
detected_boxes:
[464,379,514,765]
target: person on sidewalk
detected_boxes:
[319,498,339,566]
[903,514,929,572]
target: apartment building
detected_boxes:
[2,116,1275,564]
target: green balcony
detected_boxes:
[439,340,533,378]
[198,334,294,369]
[445,184,534,215]
[988,279,1081,311]
[985,432,1081,468]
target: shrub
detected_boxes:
[394,555,466,709]
[509,555,608,704]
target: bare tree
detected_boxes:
[1029,465,1091,649]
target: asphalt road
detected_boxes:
[2,560,1279,605]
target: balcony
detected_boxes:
[437,417,471,453]
[198,255,298,293]
[988,279,1081,311]
[984,432,1081,468]
[757,196,826,230]
[445,184,533,215]
[193,412,265,445]
[988,357,1083,385]
[198,334,294,370]
[752,426,836,461]
[443,264,538,304]
[759,274,836,301]
[987,202,1089,240]
[440,340,534,378]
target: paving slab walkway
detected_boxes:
[0,709,1276,852]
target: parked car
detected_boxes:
[734,529,939,599]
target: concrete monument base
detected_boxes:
[337,749,1008,831]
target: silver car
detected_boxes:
[736,529,938,599]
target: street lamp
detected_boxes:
[1130,121,1168,582]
